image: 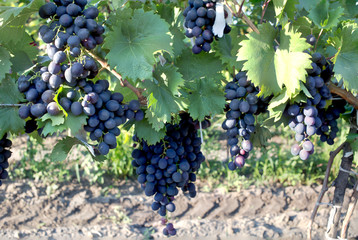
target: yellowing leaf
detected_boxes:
[238,23,312,97]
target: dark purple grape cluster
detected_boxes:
[17,67,62,134]
[32,1,145,156]
[0,133,12,186]
[315,101,345,144]
[163,223,176,236]
[38,1,104,50]
[183,0,231,54]
[61,79,144,155]
[288,53,344,160]
[222,71,270,170]
[131,113,207,236]
[37,0,103,93]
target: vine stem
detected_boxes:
[328,83,358,110]
[260,0,272,24]
[0,104,26,107]
[307,142,347,240]
[314,28,324,52]
[227,0,260,34]
[84,50,147,105]
[340,180,358,239]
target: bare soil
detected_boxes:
[2,135,357,240]
[0,179,357,240]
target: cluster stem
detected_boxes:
[85,50,146,105]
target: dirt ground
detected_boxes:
[1,135,356,240]
[0,179,357,240]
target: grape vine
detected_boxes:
[0,0,357,239]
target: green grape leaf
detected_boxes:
[170,25,186,57]
[296,0,317,11]
[300,81,313,98]
[50,136,105,162]
[307,0,344,29]
[176,49,224,81]
[329,22,358,93]
[145,110,165,132]
[6,35,38,73]
[111,0,128,9]
[103,9,172,81]
[65,114,88,136]
[0,76,25,137]
[40,113,65,126]
[50,137,83,162]
[291,17,320,37]
[38,114,87,137]
[0,0,44,23]
[37,119,64,137]
[142,65,184,131]
[238,23,312,97]
[273,0,298,22]
[184,79,226,121]
[0,107,25,138]
[0,0,45,44]
[346,133,358,154]
[134,118,166,145]
[0,46,12,83]
[339,0,358,18]
[267,91,289,122]
[156,4,188,57]
[214,26,244,69]
[251,124,272,148]
[155,64,185,95]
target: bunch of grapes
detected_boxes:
[315,101,345,144]
[17,1,144,156]
[183,0,231,54]
[288,52,345,160]
[0,133,12,186]
[38,1,104,50]
[37,0,104,92]
[17,67,58,134]
[68,79,144,155]
[131,113,206,236]
[222,71,270,170]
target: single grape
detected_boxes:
[98,142,109,155]
[59,14,73,27]
[39,2,57,19]
[299,149,310,160]
[18,105,31,119]
[30,103,47,118]
[47,102,61,116]
[291,143,301,156]
[70,102,83,116]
